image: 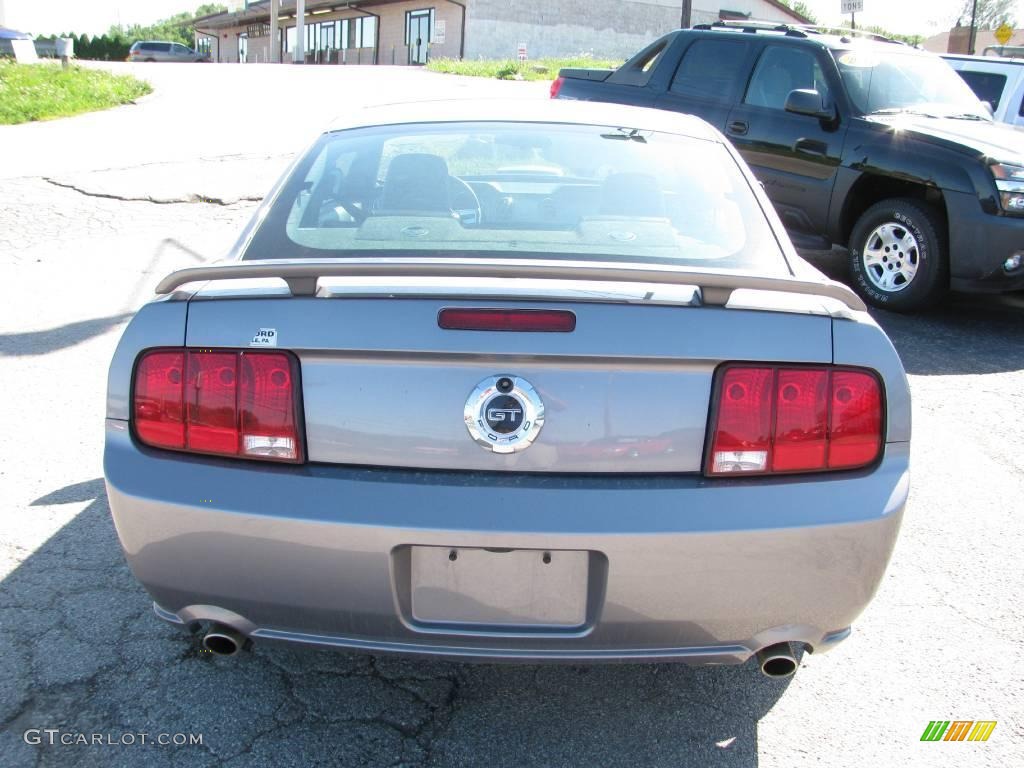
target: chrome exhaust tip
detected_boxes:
[756,643,798,678]
[202,624,245,656]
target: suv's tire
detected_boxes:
[848,198,948,312]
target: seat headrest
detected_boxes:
[380,153,451,213]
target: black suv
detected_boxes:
[553,23,1024,311]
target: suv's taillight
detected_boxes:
[705,365,882,476]
[133,348,303,463]
[549,76,565,99]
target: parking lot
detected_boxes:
[0,63,1021,767]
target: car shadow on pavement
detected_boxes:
[0,313,133,357]
[0,479,793,768]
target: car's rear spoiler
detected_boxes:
[154,258,867,312]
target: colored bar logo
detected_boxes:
[921,721,997,742]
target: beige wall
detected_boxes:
[199,2,465,65]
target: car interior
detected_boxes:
[288,128,756,265]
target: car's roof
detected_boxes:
[325,99,723,142]
[941,53,1024,67]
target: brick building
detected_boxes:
[194,0,809,65]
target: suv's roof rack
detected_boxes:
[794,25,905,45]
[691,20,809,38]
[691,20,906,45]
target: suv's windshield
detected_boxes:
[246,121,788,274]
[835,48,990,119]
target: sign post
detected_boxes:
[841,0,864,32]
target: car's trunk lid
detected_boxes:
[184,279,833,473]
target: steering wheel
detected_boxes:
[449,177,482,226]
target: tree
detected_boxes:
[54,5,229,60]
[958,0,1016,29]
[778,0,818,24]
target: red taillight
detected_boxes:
[706,365,882,476]
[438,308,576,332]
[828,370,883,469]
[134,351,185,449]
[133,348,302,462]
[549,76,565,99]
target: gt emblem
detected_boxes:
[464,376,545,454]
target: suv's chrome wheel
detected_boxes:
[862,222,920,293]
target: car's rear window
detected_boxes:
[245,121,788,274]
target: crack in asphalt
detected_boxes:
[41,177,263,206]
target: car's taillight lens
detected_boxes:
[549,76,564,99]
[133,348,303,462]
[706,365,882,476]
[134,351,185,449]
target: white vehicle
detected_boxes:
[942,54,1024,127]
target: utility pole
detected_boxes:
[680,0,692,29]
[968,0,979,54]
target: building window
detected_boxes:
[281,17,376,60]
[354,17,376,48]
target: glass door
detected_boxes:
[406,10,432,65]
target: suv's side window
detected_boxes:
[173,44,191,54]
[957,70,1006,110]
[745,46,831,110]
[669,39,751,101]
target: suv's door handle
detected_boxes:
[727,121,749,135]
[794,138,828,157]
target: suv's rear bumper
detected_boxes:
[104,420,908,663]
[946,190,1024,292]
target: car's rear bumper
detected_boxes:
[104,420,908,664]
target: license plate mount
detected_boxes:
[409,546,589,628]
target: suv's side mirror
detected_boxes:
[785,89,834,119]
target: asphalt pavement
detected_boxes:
[0,62,1021,768]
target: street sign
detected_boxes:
[841,0,864,13]
[995,23,1013,46]
[517,43,527,62]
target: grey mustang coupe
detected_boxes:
[104,100,909,678]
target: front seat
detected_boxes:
[378,153,452,215]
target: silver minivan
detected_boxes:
[128,40,209,63]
